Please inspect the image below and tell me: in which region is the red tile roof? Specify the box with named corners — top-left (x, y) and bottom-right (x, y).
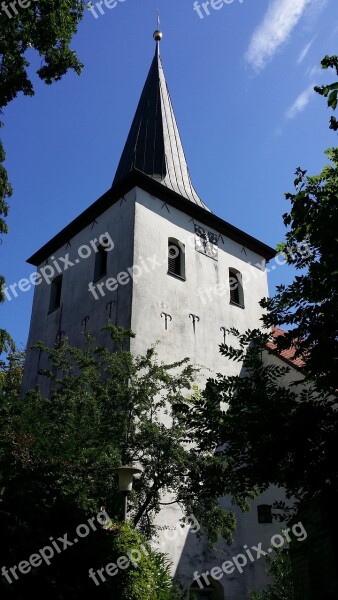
top-left (266, 327), bottom-right (304, 369)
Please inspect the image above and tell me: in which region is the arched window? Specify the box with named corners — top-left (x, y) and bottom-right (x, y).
top-left (168, 238), bottom-right (185, 279)
top-left (189, 577), bottom-right (224, 599)
top-left (94, 244), bottom-right (108, 281)
top-left (229, 268), bottom-right (244, 308)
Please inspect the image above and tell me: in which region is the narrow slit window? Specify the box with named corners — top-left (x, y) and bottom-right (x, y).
top-left (49, 276), bottom-right (62, 313)
top-left (168, 238), bottom-right (185, 279)
top-left (94, 245), bottom-right (108, 281)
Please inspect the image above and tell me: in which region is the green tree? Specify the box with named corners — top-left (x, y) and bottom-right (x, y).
top-left (0, 132), bottom-right (13, 350)
top-left (0, 346), bottom-right (25, 401)
top-left (314, 55), bottom-right (338, 131)
top-left (0, 0), bottom-right (84, 109)
top-left (183, 328), bottom-right (337, 509)
top-left (19, 325), bottom-right (235, 541)
top-left (96, 521), bottom-right (185, 600)
top-left (261, 147), bottom-right (338, 396)
top-left (252, 549), bottom-right (294, 600)
top-left (260, 55), bottom-right (338, 395)
top-left (0, 325), bottom-right (235, 597)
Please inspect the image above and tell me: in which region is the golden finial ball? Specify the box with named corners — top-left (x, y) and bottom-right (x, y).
top-left (153, 30), bottom-right (163, 42)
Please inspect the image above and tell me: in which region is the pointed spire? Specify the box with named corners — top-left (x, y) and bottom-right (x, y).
top-left (112, 31), bottom-right (209, 211)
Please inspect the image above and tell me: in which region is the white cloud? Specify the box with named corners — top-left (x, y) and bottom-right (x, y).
top-left (285, 85), bottom-right (314, 119)
top-left (297, 37), bottom-right (315, 64)
top-left (245, 0), bottom-right (314, 72)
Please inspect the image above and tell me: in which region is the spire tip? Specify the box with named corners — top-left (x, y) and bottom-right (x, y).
top-left (153, 30), bottom-right (162, 42)
top-left (153, 10), bottom-right (162, 42)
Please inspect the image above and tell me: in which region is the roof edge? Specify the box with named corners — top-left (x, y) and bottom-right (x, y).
top-left (266, 327), bottom-right (305, 371)
top-left (27, 171), bottom-right (276, 266)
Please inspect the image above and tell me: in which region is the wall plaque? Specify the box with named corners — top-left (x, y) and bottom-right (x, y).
top-left (194, 224), bottom-right (218, 260)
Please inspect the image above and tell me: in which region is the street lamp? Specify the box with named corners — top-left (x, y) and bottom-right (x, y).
top-left (115, 465), bottom-right (142, 521)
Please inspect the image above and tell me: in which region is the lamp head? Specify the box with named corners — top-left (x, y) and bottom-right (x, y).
top-left (116, 465), bottom-right (142, 492)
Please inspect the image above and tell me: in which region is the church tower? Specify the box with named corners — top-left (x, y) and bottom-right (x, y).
top-left (23, 31), bottom-right (282, 599)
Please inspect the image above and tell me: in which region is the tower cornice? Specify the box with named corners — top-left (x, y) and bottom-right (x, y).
top-left (27, 170), bottom-right (275, 266)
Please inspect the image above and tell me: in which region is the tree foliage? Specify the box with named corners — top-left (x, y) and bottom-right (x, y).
top-left (252, 549), bottom-right (294, 600)
top-left (314, 55), bottom-right (338, 131)
top-left (260, 55), bottom-right (338, 395)
top-left (0, 328), bottom-right (191, 597)
top-left (99, 522), bottom-right (185, 600)
top-left (0, 325), bottom-right (237, 596)
top-left (261, 147), bottom-right (338, 395)
top-left (0, 0), bottom-right (84, 110)
top-left (0, 346), bottom-right (24, 398)
top-left (20, 325), bottom-right (235, 541)
top-left (0, 127), bottom-right (13, 347)
top-left (184, 328), bottom-right (337, 509)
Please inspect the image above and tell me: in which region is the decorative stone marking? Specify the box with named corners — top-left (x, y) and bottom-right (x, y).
top-left (81, 316), bottom-right (90, 332)
top-left (189, 313), bottom-right (200, 333)
top-left (161, 312), bottom-right (172, 330)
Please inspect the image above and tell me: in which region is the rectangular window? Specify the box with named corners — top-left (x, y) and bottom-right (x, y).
top-left (257, 504), bottom-right (272, 524)
top-left (49, 276), bottom-right (62, 313)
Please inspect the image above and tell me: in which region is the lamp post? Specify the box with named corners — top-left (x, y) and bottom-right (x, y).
top-left (115, 465), bottom-right (142, 521)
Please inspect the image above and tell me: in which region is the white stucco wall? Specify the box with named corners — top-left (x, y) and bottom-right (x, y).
top-left (22, 189), bottom-right (136, 394)
top-left (130, 187), bottom-right (269, 379)
top-left (128, 188), bottom-right (293, 598)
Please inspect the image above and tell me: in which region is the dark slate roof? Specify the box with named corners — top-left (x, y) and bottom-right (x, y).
top-left (112, 42), bottom-right (209, 211)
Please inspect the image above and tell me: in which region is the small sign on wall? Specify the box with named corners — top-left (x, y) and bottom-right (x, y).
top-left (194, 224), bottom-right (218, 260)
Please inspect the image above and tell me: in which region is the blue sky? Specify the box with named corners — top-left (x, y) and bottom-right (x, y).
top-left (1, 0), bottom-right (337, 348)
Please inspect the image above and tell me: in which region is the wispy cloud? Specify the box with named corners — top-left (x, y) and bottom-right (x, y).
top-left (285, 85), bottom-right (314, 119)
top-left (245, 0), bottom-right (314, 72)
top-left (305, 64), bottom-right (321, 79)
top-left (297, 37), bottom-right (315, 64)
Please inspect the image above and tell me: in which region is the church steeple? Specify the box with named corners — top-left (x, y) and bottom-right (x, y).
top-left (112, 31), bottom-right (210, 211)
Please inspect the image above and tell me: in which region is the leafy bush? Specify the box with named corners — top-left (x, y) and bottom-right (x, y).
top-left (97, 521), bottom-right (184, 600)
top-left (252, 549), bottom-right (294, 600)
